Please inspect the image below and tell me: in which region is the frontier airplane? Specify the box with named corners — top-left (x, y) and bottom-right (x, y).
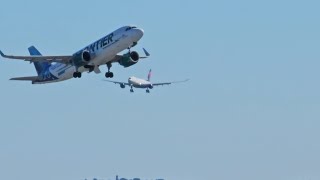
top-left (105, 69), bottom-right (188, 93)
top-left (0, 25), bottom-right (149, 84)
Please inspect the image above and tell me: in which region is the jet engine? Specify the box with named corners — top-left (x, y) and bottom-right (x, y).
top-left (120, 83), bottom-right (126, 88)
top-left (72, 50), bottom-right (91, 66)
top-left (118, 51), bottom-right (139, 68)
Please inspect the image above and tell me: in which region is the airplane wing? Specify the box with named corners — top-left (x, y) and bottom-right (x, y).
top-left (104, 80), bottom-right (130, 86)
top-left (152, 79), bottom-right (189, 86)
top-left (110, 48), bottom-right (150, 63)
top-left (0, 50), bottom-right (73, 64)
top-left (141, 48), bottom-right (150, 58)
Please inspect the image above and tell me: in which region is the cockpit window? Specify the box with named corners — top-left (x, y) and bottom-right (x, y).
top-left (125, 26), bottom-right (137, 31)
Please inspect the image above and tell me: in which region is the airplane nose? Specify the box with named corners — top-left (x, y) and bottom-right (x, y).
top-left (133, 28), bottom-right (144, 39)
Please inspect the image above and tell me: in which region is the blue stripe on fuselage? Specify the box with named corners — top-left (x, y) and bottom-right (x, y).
top-left (34, 71), bottom-right (59, 83)
top-left (58, 65), bottom-right (72, 76)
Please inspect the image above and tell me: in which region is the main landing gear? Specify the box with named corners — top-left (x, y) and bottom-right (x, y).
top-left (73, 72), bottom-right (82, 78)
top-left (105, 62), bottom-right (114, 78)
top-left (130, 86), bottom-right (134, 93)
top-left (146, 89), bottom-right (150, 93)
top-left (105, 72), bottom-right (113, 78)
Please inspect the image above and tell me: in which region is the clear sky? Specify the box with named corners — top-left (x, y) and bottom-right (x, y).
top-left (1, 0), bottom-right (320, 180)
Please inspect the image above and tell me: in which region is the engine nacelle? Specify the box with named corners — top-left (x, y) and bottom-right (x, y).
top-left (118, 51), bottom-right (139, 68)
top-left (149, 84), bottom-right (154, 89)
top-left (120, 83), bottom-right (126, 89)
top-left (72, 50), bottom-right (91, 66)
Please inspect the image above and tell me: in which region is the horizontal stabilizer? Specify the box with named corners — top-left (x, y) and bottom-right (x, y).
top-left (10, 76), bottom-right (39, 81)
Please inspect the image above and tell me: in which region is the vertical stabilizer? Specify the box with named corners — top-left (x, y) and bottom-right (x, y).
top-left (28, 46), bottom-right (51, 75)
top-left (147, 69), bottom-right (152, 81)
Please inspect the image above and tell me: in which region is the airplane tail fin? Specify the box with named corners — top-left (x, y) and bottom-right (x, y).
top-left (147, 69), bottom-right (152, 81)
top-left (28, 46), bottom-right (51, 75)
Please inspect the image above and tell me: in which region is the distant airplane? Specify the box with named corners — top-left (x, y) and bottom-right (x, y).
top-left (104, 69), bottom-right (188, 93)
top-left (0, 25), bottom-right (150, 84)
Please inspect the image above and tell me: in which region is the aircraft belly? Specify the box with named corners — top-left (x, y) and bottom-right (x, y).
top-left (132, 83), bottom-right (148, 88)
top-left (133, 85), bottom-right (144, 88)
top-left (43, 65), bottom-right (84, 83)
top-left (92, 35), bottom-right (134, 65)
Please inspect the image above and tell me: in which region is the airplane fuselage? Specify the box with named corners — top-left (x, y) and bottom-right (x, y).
top-left (128, 76), bottom-right (152, 88)
top-left (33, 26), bottom-right (144, 84)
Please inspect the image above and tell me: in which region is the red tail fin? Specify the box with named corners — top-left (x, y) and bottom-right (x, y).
top-left (147, 69), bottom-right (152, 81)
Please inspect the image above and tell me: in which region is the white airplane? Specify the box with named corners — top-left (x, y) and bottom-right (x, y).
top-left (105, 69), bottom-right (188, 93)
top-left (0, 25), bottom-right (150, 84)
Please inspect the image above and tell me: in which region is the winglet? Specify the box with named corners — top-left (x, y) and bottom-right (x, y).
top-left (0, 50), bottom-right (4, 57)
top-left (143, 48), bottom-right (150, 57)
top-left (147, 69), bottom-right (152, 81)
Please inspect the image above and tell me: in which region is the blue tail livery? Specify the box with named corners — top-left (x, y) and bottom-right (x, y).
top-left (28, 46), bottom-right (51, 75)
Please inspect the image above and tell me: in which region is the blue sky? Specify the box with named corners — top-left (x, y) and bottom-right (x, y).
top-left (1, 0), bottom-right (320, 180)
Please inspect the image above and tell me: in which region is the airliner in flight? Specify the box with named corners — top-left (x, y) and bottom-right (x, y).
top-left (105, 69), bottom-right (188, 93)
top-left (0, 25), bottom-right (149, 84)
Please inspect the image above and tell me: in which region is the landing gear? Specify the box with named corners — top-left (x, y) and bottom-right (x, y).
top-left (127, 42), bottom-right (137, 53)
top-left (146, 89), bottom-right (150, 93)
top-left (130, 86), bottom-right (134, 93)
top-left (105, 72), bottom-right (114, 78)
top-left (84, 65), bottom-right (94, 72)
top-left (73, 72), bottom-right (82, 78)
top-left (105, 62), bottom-right (113, 78)
top-left (132, 42), bottom-right (137, 47)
